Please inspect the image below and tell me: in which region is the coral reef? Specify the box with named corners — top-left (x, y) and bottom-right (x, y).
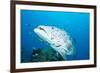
top-left (31, 48), bottom-right (64, 62)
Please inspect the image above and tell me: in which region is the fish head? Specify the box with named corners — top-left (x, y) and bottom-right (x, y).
top-left (34, 25), bottom-right (53, 42)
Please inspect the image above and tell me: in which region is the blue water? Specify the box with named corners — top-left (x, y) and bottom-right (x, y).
top-left (21, 9), bottom-right (90, 62)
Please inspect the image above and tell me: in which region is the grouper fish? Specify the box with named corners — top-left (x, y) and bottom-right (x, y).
top-left (34, 25), bottom-right (75, 60)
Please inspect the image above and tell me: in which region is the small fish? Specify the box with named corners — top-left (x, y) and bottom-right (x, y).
top-left (26, 24), bottom-right (31, 27)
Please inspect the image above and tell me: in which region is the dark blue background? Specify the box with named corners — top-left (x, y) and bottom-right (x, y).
top-left (21, 10), bottom-right (90, 62)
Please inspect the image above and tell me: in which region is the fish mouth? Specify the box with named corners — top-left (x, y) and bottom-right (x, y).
top-left (38, 26), bottom-right (44, 30)
top-left (34, 26), bottom-right (46, 33)
top-left (34, 26), bottom-right (44, 33)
